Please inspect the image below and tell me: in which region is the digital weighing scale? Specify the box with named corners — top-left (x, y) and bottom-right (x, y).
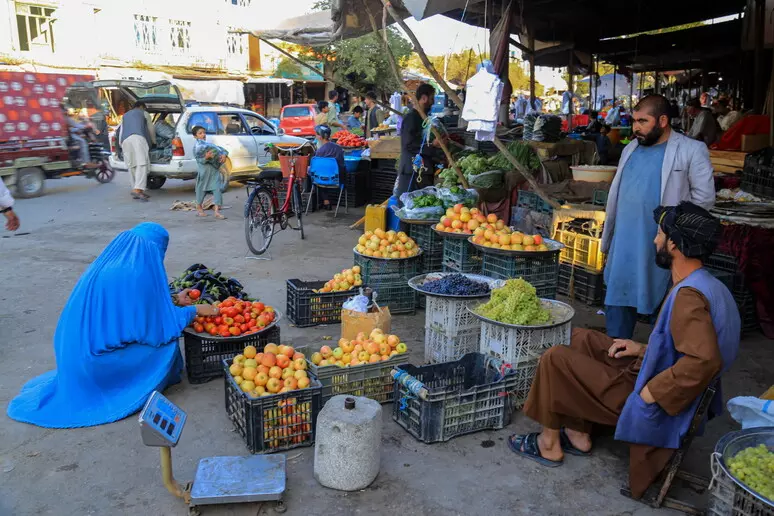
top-left (138, 391), bottom-right (287, 515)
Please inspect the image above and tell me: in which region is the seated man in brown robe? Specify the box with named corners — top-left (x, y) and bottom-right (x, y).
top-left (508, 201), bottom-right (741, 499)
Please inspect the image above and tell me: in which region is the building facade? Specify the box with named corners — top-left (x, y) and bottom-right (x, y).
top-left (0, 0), bottom-right (260, 73)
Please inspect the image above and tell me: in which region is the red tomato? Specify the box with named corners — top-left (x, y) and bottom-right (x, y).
top-left (218, 324), bottom-right (229, 334)
top-left (229, 326), bottom-right (241, 336)
top-left (264, 306), bottom-right (275, 314)
top-left (193, 323), bottom-right (204, 333)
top-left (194, 316), bottom-right (204, 324)
top-left (247, 319), bottom-right (257, 328)
top-left (254, 302), bottom-right (265, 312)
top-left (189, 289), bottom-right (201, 300)
top-left (221, 299), bottom-right (234, 308)
top-left (250, 311), bottom-right (258, 319)
top-left (234, 314), bottom-right (245, 324)
top-left (258, 314), bottom-right (270, 327)
top-left (240, 323), bottom-right (248, 332)
top-left (208, 326), bottom-right (218, 336)
top-left (263, 311), bottom-right (275, 323)
top-left (223, 317), bottom-right (234, 326)
top-left (214, 316), bottom-right (223, 325)
top-left (234, 302), bottom-right (244, 312)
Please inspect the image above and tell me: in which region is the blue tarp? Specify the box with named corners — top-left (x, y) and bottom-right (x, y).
top-left (7, 222), bottom-right (196, 428)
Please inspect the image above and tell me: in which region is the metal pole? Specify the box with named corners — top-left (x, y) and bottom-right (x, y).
top-left (755, 0), bottom-right (765, 112)
top-left (630, 71), bottom-right (634, 111)
top-left (612, 68), bottom-right (617, 106)
top-left (568, 50), bottom-right (575, 130)
top-left (529, 34), bottom-right (536, 110)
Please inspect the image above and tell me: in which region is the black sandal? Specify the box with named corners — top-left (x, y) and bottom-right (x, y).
top-left (507, 433), bottom-right (563, 467)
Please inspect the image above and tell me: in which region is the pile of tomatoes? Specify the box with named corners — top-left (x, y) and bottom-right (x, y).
top-left (333, 131), bottom-right (367, 148)
top-left (190, 297), bottom-right (276, 338)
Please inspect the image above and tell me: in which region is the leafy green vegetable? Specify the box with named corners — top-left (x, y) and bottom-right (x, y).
top-left (475, 278), bottom-right (550, 325)
top-left (412, 194), bottom-right (443, 208)
top-left (488, 141), bottom-right (541, 172)
top-left (458, 154), bottom-right (489, 177)
top-left (438, 167), bottom-right (462, 187)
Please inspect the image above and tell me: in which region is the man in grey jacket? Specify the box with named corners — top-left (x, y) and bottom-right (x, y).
top-left (601, 94), bottom-right (715, 339)
top-left (119, 101), bottom-right (156, 201)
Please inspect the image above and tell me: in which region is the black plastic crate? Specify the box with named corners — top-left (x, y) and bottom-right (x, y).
top-left (480, 250), bottom-right (559, 299)
top-left (372, 280), bottom-right (418, 314)
top-left (308, 354), bottom-right (408, 404)
top-left (392, 353), bottom-right (519, 443)
top-left (517, 190), bottom-right (554, 216)
top-left (370, 158), bottom-right (397, 171)
top-left (741, 149), bottom-right (774, 199)
top-left (223, 360), bottom-right (322, 454)
top-left (557, 264), bottom-right (605, 306)
top-left (354, 252), bottom-right (420, 314)
top-left (442, 236), bottom-right (482, 273)
top-left (183, 325), bottom-right (280, 384)
top-left (286, 279), bottom-right (355, 327)
top-left (409, 224), bottom-right (444, 274)
top-left (344, 161), bottom-right (370, 207)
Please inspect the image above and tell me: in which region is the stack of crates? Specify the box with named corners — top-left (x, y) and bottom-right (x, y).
top-left (370, 158), bottom-right (398, 203)
top-left (408, 223), bottom-right (443, 309)
top-left (741, 148), bottom-right (774, 199)
top-left (480, 249), bottom-right (559, 299)
top-left (423, 295), bottom-right (483, 364)
top-left (516, 190), bottom-right (555, 217)
top-left (344, 159), bottom-right (370, 207)
top-left (354, 252), bottom-right (420, 315)
top-left (442, 235), bottom-right (482, 274)
top-left (704, 252), bottom-right (759, 333)
top-left (553, 218), bottom-right (605, 304)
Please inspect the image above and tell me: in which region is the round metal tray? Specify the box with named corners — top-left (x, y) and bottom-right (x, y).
top-left (467, 299), bottom-right (575, 330)
top-left (714, 427), bottom-right (774, 508)
top-left (408, 272), bottom-right (505, 298)
top-left (353, 247), bottom-right (423, 261)
top-left (184, 309), bottom-right (282, 340)
top-left (468, 236), bottom-right (564, 256)
top-left (433, 228), bottom-right (474, 239)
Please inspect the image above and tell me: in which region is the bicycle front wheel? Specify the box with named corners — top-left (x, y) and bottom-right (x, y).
top-left (291, 181), bottom-right (305, 240)
top-left (244, 188), bottom-right (275, 255)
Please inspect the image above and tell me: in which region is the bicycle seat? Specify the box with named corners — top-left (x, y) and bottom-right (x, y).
top-left (257, 169), bottom-right (283, 181)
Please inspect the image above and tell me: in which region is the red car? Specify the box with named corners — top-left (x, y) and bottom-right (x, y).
top-left (279, 104), bottom-right (318, 138)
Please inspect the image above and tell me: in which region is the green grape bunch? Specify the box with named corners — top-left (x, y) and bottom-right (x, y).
top-left (727, 444), bottom-right (774, 501)
top-left (475, 278), bottom-right (550, 325)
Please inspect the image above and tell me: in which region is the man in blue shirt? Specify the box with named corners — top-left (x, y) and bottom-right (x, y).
top-left (347, 106), bottom-right (363, 133)
top-left (601, 94), bottom-right (715, 339)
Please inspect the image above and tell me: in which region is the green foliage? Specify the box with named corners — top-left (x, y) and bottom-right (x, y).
top-left (475, 279), bottom-right (550, 325)
top-left (488, 141), bottom-right (540, 172)
top-left (509, 62), bottom-right (545, 96)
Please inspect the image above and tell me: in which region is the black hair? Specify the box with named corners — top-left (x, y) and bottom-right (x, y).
top-left (365, 91), bottom-right (377, 101)
top-left (633, 94), bottom-right (671, 120)
top-left (416, 83), bottom-right (435, 101)
top-left (315, 124), bottom-right (331, 139)
top-left (317, 100), bottom-right (328, 112)
top-left (589, 110), bottom-right (598, 119)
top-left (353, 106), bottom-right (364, 114)
top-left (134, 101), bottom-right (147, 110)
top-left (328, 90), bottom-right (338, 100)
top-left (191, 125), bottom-right (206, 135)
top-left (686, 98), bottom-right (702, 109)
top-left (600, 124), bottom-right (611, 133)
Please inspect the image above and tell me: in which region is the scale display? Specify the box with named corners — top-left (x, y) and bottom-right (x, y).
top-left (138, 391), bottom-right (187, 447)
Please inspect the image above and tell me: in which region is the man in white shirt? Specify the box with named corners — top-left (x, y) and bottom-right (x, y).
top-left (0, 179), bottom-right (20, 231)
top-left (686, 98), bottom-right (718, 146)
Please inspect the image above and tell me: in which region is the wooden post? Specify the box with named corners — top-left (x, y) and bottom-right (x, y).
top-left (380, 0), bottom-right (559, 209)
top-left (654, 70), bottom-right (659, 95)
top-left (612, 67), bottom-right (617, 105)
top-left (568, 51), bottom-right (574, 131)
top-left (629, 70), bottom-right (634, 111)
top-left (755, 0), bottom-right (765, 112)
top-left (529, 34), bottom-right (536, 110)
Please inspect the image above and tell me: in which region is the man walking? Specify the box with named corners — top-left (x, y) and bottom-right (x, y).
top-left (363, 91), bottom-right (384, 138)
top-left (119, 101), bottom-right (156, 201)
top-left (0, 179), bottom-right (19, 231)
top-left (602, 94), bottom-right (714, 339)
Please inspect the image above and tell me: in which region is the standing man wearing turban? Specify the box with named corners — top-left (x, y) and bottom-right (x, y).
top-left (508, 202), bottom-right (740, 500)
top-left (602, 94), bottom-right (715, 340)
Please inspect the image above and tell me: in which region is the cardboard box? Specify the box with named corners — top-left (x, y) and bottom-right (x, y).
top-left (341, 306), bottom-right (391, 341)
top-left (741, 134), bottom-right (770, 153)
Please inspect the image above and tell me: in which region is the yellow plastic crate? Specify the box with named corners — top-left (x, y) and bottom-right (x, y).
top-left (553, 229), bottom-right (605, 272)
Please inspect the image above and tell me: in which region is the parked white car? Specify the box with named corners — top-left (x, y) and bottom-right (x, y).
top-left (100, 80), bottom-right (307, 190)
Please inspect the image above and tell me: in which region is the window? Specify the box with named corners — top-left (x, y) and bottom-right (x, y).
top-left (169, 19), bottom-right (191, 55)
top-left (16, 4), bottom-right (56, 52)
top-left (187, 112), bottom-right (219, 134)
top-left (134, 14), bottom-right (159, 53)
top-left (226, 0), bottom-right (251, 5)
top-left (226, 30), bottom-right (246, 59)
top-left (281, 107), bottom-right (312, 118)
top-left (243, 114), bottom-right (273, 135)
top-left (219, 114), bottom-right (247, 135)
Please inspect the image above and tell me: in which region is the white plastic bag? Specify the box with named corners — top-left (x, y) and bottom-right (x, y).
top-left (727, 396), bottom-right (774, 429)
top-left (342, 294), bottom-right (370, 313)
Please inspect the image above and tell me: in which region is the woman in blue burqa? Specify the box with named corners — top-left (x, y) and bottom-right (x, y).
top-left (7, 222), bottom-right (218, 428)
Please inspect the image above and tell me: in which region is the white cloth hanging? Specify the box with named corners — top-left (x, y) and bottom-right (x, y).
top-left (390, 92), bottom-right (402, 113)
top-left (462, 66), bottom-right (503, 142)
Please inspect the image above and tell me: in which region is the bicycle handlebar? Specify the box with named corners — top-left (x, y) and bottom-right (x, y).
top-left (264, 140), bottom-right (314, 154)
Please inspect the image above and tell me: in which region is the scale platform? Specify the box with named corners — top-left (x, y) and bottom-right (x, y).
top-left (190, 455), bottom-right (286, 506)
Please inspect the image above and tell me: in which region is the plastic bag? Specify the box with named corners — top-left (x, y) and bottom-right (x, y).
top-left (343, 294), bottom-right (370, 313)
top-left (727, 397), bottom-right (774, 429)
top-left (400, 186), bottom-right (440, 209)
top-left (437, 187), bottom-right (479, 208)
top-left (397, 186), bottom-right (444, 219)
top-left (468, 170), bottom-right (504, 189)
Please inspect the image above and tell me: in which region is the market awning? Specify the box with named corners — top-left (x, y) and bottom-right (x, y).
top-left (245, 77), bottom-right (294, 86)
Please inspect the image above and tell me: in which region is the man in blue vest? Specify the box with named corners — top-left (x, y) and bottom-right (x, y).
top-left (509, 201), bottom-right (740, 499)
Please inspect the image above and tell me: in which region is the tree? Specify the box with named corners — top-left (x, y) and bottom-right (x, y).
top-left (509, 62), bottom-right (544, 96)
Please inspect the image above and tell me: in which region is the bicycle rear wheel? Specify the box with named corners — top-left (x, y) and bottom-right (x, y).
top-left (244, 188), bottom-right (275, 255)
top-left (291, 181), bottom-right (305, 240)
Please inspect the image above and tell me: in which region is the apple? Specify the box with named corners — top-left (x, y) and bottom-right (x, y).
top-left (332, 347), bottom-right (344, 359)
top-left (283, 377), bottom-right (298, 390)
top-left (396, 342), bottom-right (408, 353)
top-left (243, 358), bottom-right (257, 369)
top-left (229, 363), bottom-right (243, 376)
top-left (292, 352), bottom-right (305, 360)
top-left (269, 366), bottom-right (282, 379)
top-left (294, 369), bottom-right (307, 380)
top-left (319, 359), bottom-right (329, 366)
top-left (320, 345), bottom-right (333, 358)
top-left (311, 352), bottom-right (322, 365)
top-left (297, 377), bottom-right (310, 389)
top-left (276, 354), bottom-right (290, 369)
top-left (266, 377), bottom-right (281, 393)
top-left (255, 385), bottom-right (266, 396)
top-left (358, 351), bottom-right (370, 362)
top-left (291, 358), bottom-right (306, 371)
top-left (240, 380), bottom-right (255, 392)
top-left (387, 335), bottom-right (400, 348)
top-left (233, 354), bottom-right (245, 365)
top-left (233, 375), bottom-right (244, 385)
top-left (342, 353), bottom-right (352, 364)
top-left (255, 372), bottom-right (269, 386)
top-left (281, 367), bottom-right (295, 380)
top-left (379, 343), bottom-right (390, 356)
top-left (264, 343), bottom-right (279, 355)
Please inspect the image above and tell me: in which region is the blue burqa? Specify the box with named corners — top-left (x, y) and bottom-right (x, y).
top-left (7, 222), bottom-right (197, 428)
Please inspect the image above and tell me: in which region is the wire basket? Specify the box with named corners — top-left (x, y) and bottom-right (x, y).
top-left (392, 353), bottom-right (519, 443)
top-left (307, 354), bottom-right (409, 404)
top-left (222, 360), bottom-right (322, 454)
top-left (707, 427), bottom-right (774, 516)
top-left (470, 299), bottom-right (574, 365)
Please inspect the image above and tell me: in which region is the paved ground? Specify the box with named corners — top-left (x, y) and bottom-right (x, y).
top-left (1, 173), bottom-right (771, 516)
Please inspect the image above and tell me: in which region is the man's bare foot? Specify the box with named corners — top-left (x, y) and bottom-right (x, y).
top-left (563, 428), bottom-right (592, 453)
top-left (536, 432), bottom-right (564, 462)
top-left (214, 212), bottom-right (226, 220)
top-left (197, 210), bottom-right (208, 217)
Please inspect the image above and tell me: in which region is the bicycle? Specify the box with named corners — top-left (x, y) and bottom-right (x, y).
top-left (243, 141), bottom-right (313, 255)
